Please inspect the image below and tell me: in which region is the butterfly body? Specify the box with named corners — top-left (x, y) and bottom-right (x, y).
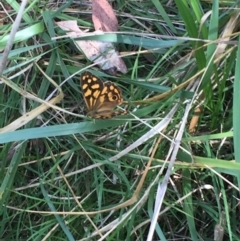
top-left (81, 72), bottom-right (127, 119)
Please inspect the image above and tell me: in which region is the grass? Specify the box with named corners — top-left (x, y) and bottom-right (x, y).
top-left (0, 0), bottom-right (240, 240)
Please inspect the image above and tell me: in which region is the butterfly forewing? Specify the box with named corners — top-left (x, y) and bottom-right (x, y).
top-left (81, 72), bottom-right (127, 119)
top-left (81, 72), bottom-right (104, 111)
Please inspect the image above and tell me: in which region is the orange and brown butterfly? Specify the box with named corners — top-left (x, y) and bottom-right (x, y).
top-left (81, 71), bottom-right (127, 119)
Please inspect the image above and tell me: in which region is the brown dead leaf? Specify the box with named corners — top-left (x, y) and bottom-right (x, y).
top-left (92, 0), bottom-right (118, 32)
top-left (189, 106), bottom-right (202, 133)
top-left (56, 20), bottom-right (127, 74)
top-left (215, 11), bottom-right (240, 60)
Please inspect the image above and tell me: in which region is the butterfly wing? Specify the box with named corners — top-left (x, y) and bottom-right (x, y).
top-left (81, 72), bottom-right (126, 118)
top-left (81, 72), bottom-right (104, 112)
top-left (92, 81), bottom-right (125, 118)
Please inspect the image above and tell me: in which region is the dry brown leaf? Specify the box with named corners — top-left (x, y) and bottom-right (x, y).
top-left (92, 0), bottom-right (118, 32)
top-left (56, 20), bottom-right (127, 74)
top-left (189, 106), bottom-right (201, 133)
top-left (215, 11), bottom-right (240, 60)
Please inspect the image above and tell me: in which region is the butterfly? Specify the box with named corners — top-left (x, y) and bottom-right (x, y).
top-left (81, 72), bottom-right (127, 119)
